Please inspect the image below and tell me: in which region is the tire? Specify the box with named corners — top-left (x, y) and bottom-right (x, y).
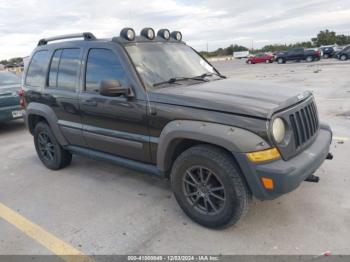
top-left (340, 55), bottom-right (348, 61)
top-left (34, 122), bottom-right (72, 170)
top-left (265, 60), bottom-right (270, 64)
top-left (324, 54), bottom-right (329, 59)
top-left (306, 56), bottom-right (313, 62)
top-left (171, 145), bottom-right (250, 229)
top-left (247, 60), bottom-right (252, 64)
top-left (277, 58), bottom-right (284, 64)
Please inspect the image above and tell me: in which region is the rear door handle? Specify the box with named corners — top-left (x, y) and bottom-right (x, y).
top-left (82, 100), bottom-right (97, 106)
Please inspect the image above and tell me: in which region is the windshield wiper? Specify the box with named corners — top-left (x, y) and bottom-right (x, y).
top-left (152, 72), bottom-right (226, 87)
top-left (153, 76), bottom-right (207, 87)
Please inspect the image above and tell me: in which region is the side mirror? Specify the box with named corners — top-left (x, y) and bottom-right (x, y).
top-left (99, 80), bottom-right (132, 97)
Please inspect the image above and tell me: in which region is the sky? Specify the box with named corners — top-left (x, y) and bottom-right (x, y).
top-left (0, 0), bottom-right (350, 59)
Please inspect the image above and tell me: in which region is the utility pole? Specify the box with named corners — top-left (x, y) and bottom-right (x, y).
top-left (206, 42), bottom-right (209, 53)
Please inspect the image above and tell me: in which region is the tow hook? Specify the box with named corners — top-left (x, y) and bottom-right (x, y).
top-left (305, 174), bottom-right (320, 183)
top-left (326, 152), bottom-right (333, 160)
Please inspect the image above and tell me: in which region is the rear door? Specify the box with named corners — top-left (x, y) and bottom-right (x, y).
top-left (79, 43), bottom-right (151, 162)
top-left (44, 47), bottom-right (86, 146)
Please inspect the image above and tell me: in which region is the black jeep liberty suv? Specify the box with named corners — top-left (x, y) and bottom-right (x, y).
top-left (22, 28), bottom-right (333, 228)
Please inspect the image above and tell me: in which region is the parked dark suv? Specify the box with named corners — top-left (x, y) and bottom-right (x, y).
top-left (23, 28), bottom-right (333, 228)
top-left (337, 45), bottom-right (350, 61)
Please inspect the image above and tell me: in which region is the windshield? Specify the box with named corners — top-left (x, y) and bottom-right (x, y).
top-left (126, 43), bottom-right (216, 89)
top-left (0, 71), bottom-right (20, 86)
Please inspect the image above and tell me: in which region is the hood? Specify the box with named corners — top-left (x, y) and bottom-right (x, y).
top-left (149, 78), bottom-right (312, 119)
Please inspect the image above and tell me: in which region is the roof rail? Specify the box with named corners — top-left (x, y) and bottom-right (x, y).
top-left (37, 32), bottom-right (96, 46)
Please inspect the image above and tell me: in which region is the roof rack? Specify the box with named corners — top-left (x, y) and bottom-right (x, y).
top-left (37, 32), bottom-right (96, 46)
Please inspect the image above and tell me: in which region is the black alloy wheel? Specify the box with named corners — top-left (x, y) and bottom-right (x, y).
top-left (37, 131), bottom-right (56, 162)
top-left (34, 122), bottom-right (72, 170)
top-left (183, 166), bottom-right (226, 215)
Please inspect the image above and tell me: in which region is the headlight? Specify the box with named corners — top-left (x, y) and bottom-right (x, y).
top-left (272, 118), bottom-right (285, 143)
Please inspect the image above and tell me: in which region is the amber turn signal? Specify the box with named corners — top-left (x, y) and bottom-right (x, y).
top-left (261, 177), bottom-right (274, 190)
top-left (246, 147), bottom-right (281, 163)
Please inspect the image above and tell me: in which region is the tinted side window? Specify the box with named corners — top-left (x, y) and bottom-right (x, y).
top-left (25, 50), bottom-right (49, 87)
top-left (48, 49), bottom-right (62, 88)
top-left (56, 49), bottom-right (80, 90)
top-left (85, 49), bottom-right (126, 93)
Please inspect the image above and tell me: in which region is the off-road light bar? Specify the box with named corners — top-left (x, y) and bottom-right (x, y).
top-left (120, 28), bottom-right (135, 41)
top-left (140, 28), bottom-right (155, 40)
top-left (171, 31), bottom-right (182, 41)
top-left (157, 29), bottom-right (170, 40)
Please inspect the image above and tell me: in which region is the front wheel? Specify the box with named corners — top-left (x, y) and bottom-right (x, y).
top-left (340, 55), bottom-right (348, 61)
top-left (171, 145), bottom-right (250, 228)
top-left (34, 122), bottom-right (72, 170)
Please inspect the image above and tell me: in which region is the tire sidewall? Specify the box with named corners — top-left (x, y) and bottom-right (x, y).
top-left (34, 123), bottom-right (63, 170)
top-left (171, 151), bottom-right (244, 228)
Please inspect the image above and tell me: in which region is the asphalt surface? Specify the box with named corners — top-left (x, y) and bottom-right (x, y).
top-left (0, 59), bottom-right (349, 256)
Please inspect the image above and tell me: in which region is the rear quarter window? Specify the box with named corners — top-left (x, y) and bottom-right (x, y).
top-left (25, 50), bottom-right (50, 87)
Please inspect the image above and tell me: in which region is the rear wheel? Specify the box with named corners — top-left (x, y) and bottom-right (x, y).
top-left (247, 60), bottom-right (252, 64)
top-left (171, 145), bottom-right (250, 228)
top-left (306, 56), bottom-right (313, 62)
top-left (277, 58), bottom-right (284, 64)
top-left (34, 122), bottom-right (72, 170)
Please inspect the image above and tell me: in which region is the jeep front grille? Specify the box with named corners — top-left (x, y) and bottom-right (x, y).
top-left (289, 100), bottom-right (319, 149)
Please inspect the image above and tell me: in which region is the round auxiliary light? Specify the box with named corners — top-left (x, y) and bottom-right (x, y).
top-left (157, 29), bottom-right (170, 40)
top-left (171, 31), bottom-right (182, 41)
top-left (120, 28), bottom-right (135, 41)
top-left (272, 118), bottom-right (286, 144)
top-left (140, 28), bottom-right (155, 40)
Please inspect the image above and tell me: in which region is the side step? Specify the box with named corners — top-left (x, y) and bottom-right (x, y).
top-left (65, 145), bottom-right (164, 177)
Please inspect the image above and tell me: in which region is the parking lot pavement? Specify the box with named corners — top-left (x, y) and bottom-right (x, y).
top-left (0, 59), bottom-right (349, 256)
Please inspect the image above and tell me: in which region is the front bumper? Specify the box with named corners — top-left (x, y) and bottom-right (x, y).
top-left (234, 127), bottom-right (332, 200)
top-left (0, 105), bottom-right (23, 122)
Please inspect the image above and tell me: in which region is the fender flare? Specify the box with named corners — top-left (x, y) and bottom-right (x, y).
top-left (25, 102), bottom-right (68, 145)
top-left (156, 120), bottom-right (270, 171)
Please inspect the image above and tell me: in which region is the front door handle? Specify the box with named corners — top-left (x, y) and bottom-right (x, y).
top-left (82, 100), bottom-right (97, 107)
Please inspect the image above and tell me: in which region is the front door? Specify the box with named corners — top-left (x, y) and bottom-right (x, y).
top-left (79, 46), bottom-right (151, 163)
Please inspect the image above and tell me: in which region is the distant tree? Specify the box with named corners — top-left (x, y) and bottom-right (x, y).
top-left (0, 57), bottom-right (23, 67)
top-left (199, 29), bottom-right (350, 57)
top-left (312, 29), bottom-right (338, 46)
top-left (200, 44), bottom-right (248, 57)
top-left (335, 34), bottom-right (350, 45)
